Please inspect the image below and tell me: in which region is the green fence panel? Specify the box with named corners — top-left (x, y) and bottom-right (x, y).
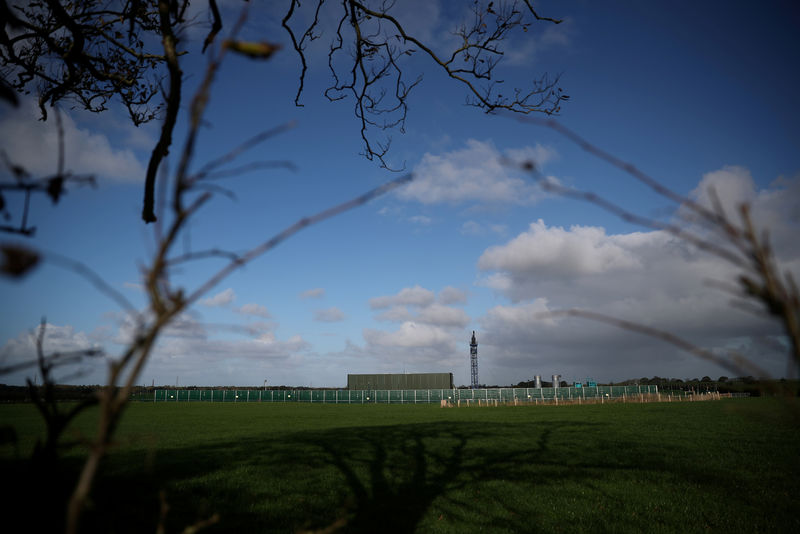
top-left (147, 385), bottom-right (661, 404)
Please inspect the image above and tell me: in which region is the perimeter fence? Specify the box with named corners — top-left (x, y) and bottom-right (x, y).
top-left (137, 385), bottom-right (661, 404)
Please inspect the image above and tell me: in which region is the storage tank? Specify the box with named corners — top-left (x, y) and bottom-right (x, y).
top-left (552, 374), bottom-right (561, 388)
top-left (534, 375), bottom-right (542, 389)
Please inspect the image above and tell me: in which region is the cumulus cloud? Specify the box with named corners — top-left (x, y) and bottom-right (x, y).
top-left (299, 288), bottom-right (325, 299)
top-left (201, 288), bottom-right (236, 307)
top-left (438, 286), bottom-right (468, 305)
top-left (473, 168), bottom-right (799, 382)
top-left (236, 303), bottom-right (271, 318)
top-left (397, 139), bottom-right (556, 205)
top-left (314, 307), bottom-right (346, 322)
top-left (0, 323), bottom-right (103, 384)
top-left (478, 219), bottom-right (643, 281)
top-left (154, 330), bottom-right (309, 362)
top-left (409, 215), bottom-right (433, 225)
top-left (0, 313), bottom-right (310, 388)
top-left (108, 311), bottom-right (207, 347)
top-left (357, 284), bottom-right (473, 375)
top-left (243, 321), bottom-right (277, 336)
top-left (369, 285), bottom-right (436, 309)
top-left (686, 166), bottom-right (800, 264)
top-left (370, 286), bottom-right (469, 328)
top-left (417, 303), bottom-right (470, 328)
top-left (99, 310), bottom-right (310, 386)
top-left (374, 306), bottom-right (415, 323)
top-left (363, 322), bottom-right (454, 348)
top-left (140, 327), bottom-right (311, 386)
top-left (0, 101), bottom-right (146, 183)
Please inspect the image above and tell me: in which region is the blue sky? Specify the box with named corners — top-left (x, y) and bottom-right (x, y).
top-left (1, 0), bottom-right (798, 387)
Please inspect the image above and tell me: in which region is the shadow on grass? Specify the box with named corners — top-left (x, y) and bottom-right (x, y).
top-left (4, 414), bottom-right (796, 533)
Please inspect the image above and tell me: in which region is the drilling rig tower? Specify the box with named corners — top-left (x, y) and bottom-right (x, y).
top-left (470, 331), bottom-right (479, 389)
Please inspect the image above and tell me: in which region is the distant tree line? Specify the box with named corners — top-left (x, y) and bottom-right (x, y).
top-left (0, 383), bottom-right (101, 402)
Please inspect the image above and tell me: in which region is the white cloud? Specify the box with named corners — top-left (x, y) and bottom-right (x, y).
top-left (357, 283), bottom-right (473, 376)
top-left (0, 101), bottom-right (146, 183)
top-left (0, 311), bottom-right (312, 387)
top-left (299, 288), bottom-right (325, 299)
top-left (314, 307), bottom-right (346, 322)
top-left (111, 311), bottom-right (208, 347)
top-left (375, 306), bottom-right (415, 323)
top-left (438, 286), bottom-right (468, 305)
top-left (363, 322), bottom-right (454, 348)
top-left (473, 168), bottom-right (800, 382)
top-left (461, 220), bottom-right (508, 236)
top-left (409, 215), bottom-right (433, 225)
top-left (417, 303), bottom-right (470, 328)
top-left (369, 285), bottom-right (436, 309)
top-left (236, 303), bottom-right (272, 318)
top-left (369, 286), bottom-right (470, 326)
top-left (478, 219), bottom-right (643, 281)
top-left (397, 140), bottom-right (556, 205)
top-left (689, 165), bottom-right (756, 211)
top-left (243, 321), bottom-right (277, 335)
top-left (201, 288), bottom-right (236, 307)
top-left (373, 301), bottom-right (468, 328)
top-left (141, 328), bottom-right (312, 387)
top-left (100, 310), bottom-right (310, 386)
top-left (0, 323), bottom-right (103, 384)
top-left (685, 166), bottom-right (800, 265)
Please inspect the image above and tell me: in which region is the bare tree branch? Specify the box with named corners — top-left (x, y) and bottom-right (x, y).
top-left (142, 0), bottom-right (185, 223)
top-left (282, 0), bottom-right (568, 169)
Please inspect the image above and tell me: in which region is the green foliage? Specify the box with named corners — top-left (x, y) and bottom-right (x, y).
top-left (2, 399), bottom-right (798, 533)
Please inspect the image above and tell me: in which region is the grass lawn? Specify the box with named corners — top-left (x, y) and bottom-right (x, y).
top-left (2, 398), bottom-right (798, 533)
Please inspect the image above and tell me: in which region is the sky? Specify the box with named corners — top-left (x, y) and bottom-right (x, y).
top-left (1, 0), bottom-right (799, 388)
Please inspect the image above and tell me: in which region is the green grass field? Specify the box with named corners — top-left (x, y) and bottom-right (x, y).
top-left (2, 399), bottom-right (798, 533)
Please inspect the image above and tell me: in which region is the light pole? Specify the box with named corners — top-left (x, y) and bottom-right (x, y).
top-left (263, 379), bottom-right (268, 391)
